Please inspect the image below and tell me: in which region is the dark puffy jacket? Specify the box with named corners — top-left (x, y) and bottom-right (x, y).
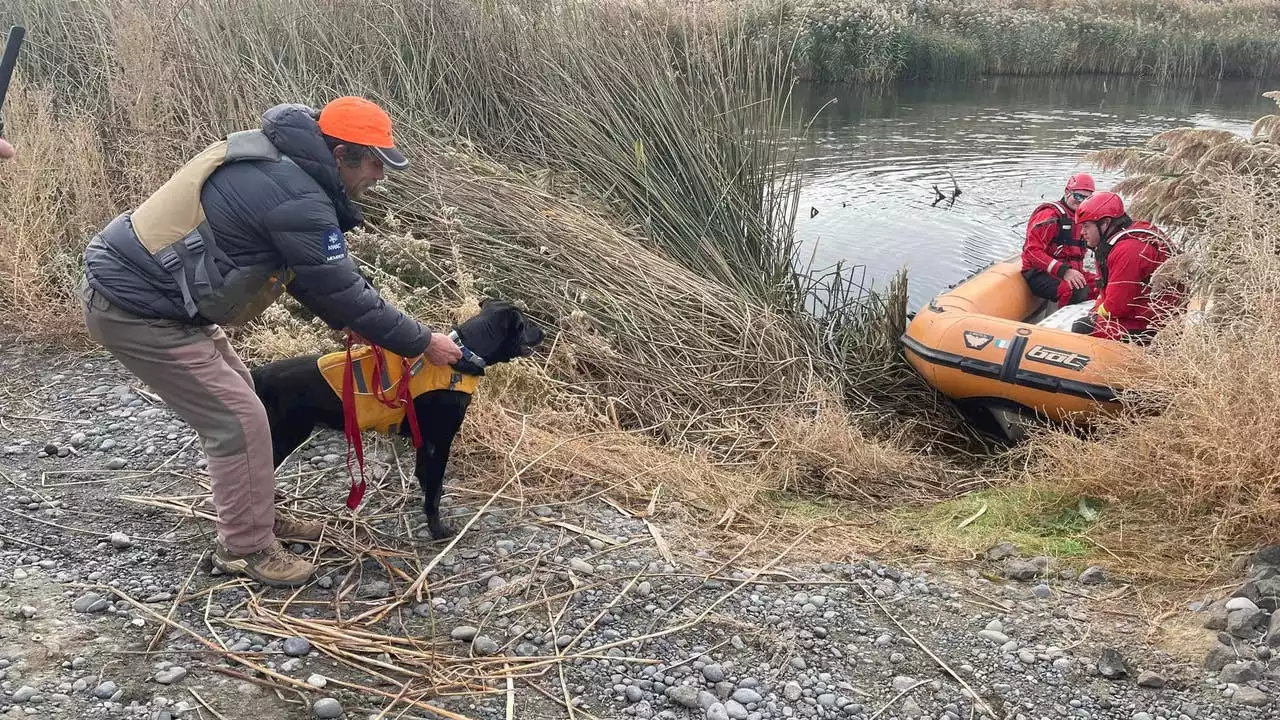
top-left (82, 103), bottom-right (431, 357)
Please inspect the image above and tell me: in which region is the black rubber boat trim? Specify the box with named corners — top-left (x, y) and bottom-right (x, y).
top-left (900, 334), bottom-right (1120, 403)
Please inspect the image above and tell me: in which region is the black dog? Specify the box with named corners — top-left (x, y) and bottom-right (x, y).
top-left (250, 299), bottom-right (544, 538)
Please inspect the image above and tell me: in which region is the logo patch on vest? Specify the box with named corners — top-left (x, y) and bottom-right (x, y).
top-left (324, 228), bottom-right (347, 262)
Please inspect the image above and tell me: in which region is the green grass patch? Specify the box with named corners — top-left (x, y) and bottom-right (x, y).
top-left (896, 485), bottom-right (1107, 559)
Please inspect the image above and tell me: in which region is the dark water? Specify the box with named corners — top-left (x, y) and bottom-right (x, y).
top-left (790, 76), bottom-right (1272, 311)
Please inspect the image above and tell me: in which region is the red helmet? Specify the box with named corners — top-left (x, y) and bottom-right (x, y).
top-left (1075, 191), bottom-right (1125, 224)
top-left (1065, 173), bottom-right (1095, 194)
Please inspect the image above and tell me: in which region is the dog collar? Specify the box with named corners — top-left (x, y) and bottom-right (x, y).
top-left (449, 330), bottom-right (487, 374)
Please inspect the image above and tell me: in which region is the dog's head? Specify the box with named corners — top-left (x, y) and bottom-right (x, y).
top-left (453, 298), bottom-right (545, 367)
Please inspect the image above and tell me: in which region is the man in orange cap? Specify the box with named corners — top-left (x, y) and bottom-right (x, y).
top-left (76, 96), bottom-right (461, 587)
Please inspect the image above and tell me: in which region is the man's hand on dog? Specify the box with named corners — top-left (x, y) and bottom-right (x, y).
top-left (343, 330), bottom-right (461, 366)
top-left (425, 332), bottom-right (462, 366)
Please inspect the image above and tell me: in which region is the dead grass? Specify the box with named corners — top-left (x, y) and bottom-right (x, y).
top-left (0, 85), bottom-right (114, 330)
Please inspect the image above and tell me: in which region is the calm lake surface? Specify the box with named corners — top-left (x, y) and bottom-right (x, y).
top-left (789, 76), bottom-right (1272, 311)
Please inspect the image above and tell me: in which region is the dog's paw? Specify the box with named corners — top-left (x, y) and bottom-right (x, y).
top-left (426, 517), bottom-right (455, 540)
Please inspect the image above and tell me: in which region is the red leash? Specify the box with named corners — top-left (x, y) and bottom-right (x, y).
top-left (340, 332), bottom-right (424, 510)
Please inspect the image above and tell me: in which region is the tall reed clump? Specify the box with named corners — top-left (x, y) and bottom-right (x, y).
top-left (1015, 90), bottom-right (1280, 575)
top-left (0, 85), bottom-right (115, 328)
top-left (0, 0), bottom-right (962, 515)
top-left (758, 0), bottom-right (1280, 84)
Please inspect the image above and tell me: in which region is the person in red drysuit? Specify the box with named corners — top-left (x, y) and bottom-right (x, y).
top-left (1070, 191), bottom-right (1184, 344)
top-left (1021, 172), bottom-right (1097, 306)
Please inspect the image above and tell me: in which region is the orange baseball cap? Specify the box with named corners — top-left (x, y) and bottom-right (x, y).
top-left (317, 96), bottom-right (409, 170)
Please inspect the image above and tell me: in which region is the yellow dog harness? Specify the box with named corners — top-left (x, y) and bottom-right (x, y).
top-left (317, 346), bottom-right (480, 436)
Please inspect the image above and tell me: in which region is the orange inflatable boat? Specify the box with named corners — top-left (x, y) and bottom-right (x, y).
top-left (901, 255), bottom-right (1146, 439)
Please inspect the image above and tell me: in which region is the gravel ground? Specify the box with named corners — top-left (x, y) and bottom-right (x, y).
top-left (0, 336), bottom-right (1276, 720)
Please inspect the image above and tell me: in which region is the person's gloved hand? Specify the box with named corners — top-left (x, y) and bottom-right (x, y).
top-left (0, 138), bottom-right (15, 160)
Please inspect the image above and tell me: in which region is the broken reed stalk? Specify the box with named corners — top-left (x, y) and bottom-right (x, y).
top-left (101, 585), bottom-right (477, 720)
top-left (148, 551), bottom-right (205, 652)
top-left (857, 582), bottom-right (997, 718)
top-left (869, 678), bottom-right (932, 720)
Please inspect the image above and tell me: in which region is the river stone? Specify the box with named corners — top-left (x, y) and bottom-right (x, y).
top-left (1136, 670), bottom-right (1165, 688)
top-left (707, 704), bottom-right (730, 720)
top-left (1227, 608), bottom-right (1268, 638)
top-left (1204, 601), bottom-right (1230, 630)
top-left (1252, 578), bottom-right (1280, 611)
top-left (978, 630), bottom-right (1009, 645)
top-left (358, 581), bottom-right (390, 598)
top-left (1003, 559), bottom-right (1039, 581)
top-left (283, 637), bottom-right (312, 657)
top-left (784, 681), bottom-right (802, 701)
top-left (1252, 545), bottom-right (1280, 571)
top-left (1079, 566), bottom-right (1107, 584)
top-left (625, 686), bottom-right (644, 703)
top-left (1220, 661), bottom-right (1263, 684)
top-left (1097, 648), bottom-right (1129, 679)
top-left (1231, 686), bottom-right (1270, 707)
top-left (731, 687), bottom-right (762, 705)
top-left (313, 698), bottom-right (343, 718)
top-left (892, 676), bottom-right (918, 692)
top-left (1226, 597), bottom-right (1259, 611)
top-left (12, 686), bottom-right (37, 703)
top-left (73, 593), bottom-right (109, 614)
top-left (472, 636), bottom-right (500, 656)
top-left (1266, 610), bottom-right (1280, 647)
top-left (93, 681), bottom-right (118, 699)
top-left (450, 625), bottom-right (479, 642)
top-left (723, 700), bottom-right (748, 720)
top-left (985, 542), bottom-right (1017, 561)
top-left (666, 685), bottom-right (700, 709)
top-left (701, 664), bottom-right (725, 683)
top-left (155, 667), bottom-right (187, 685)
top-left (1205, 642), bottom-right (1239, 670)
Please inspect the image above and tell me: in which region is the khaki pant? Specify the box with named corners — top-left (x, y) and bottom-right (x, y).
top-left (78, 278), bottom-right (277, 554)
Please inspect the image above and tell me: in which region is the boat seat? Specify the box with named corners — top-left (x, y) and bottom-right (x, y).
top-left (1036, 300), bottom-right (1094, 332)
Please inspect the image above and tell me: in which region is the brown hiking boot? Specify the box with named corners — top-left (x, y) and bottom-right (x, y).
top-left (273, 513), bottom-right (325, 541)
top-left (212, 542), bottom-right (315, 588)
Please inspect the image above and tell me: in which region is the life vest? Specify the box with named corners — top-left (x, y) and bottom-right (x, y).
top-left (1096, 225), bottom-right (1171, 293)
top-left (1029, 201), bottom-right (1086, 257)
top-left (317, 345), bottom-right (480, 435)
top-left (124, 129), bottom-right (295, 326)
